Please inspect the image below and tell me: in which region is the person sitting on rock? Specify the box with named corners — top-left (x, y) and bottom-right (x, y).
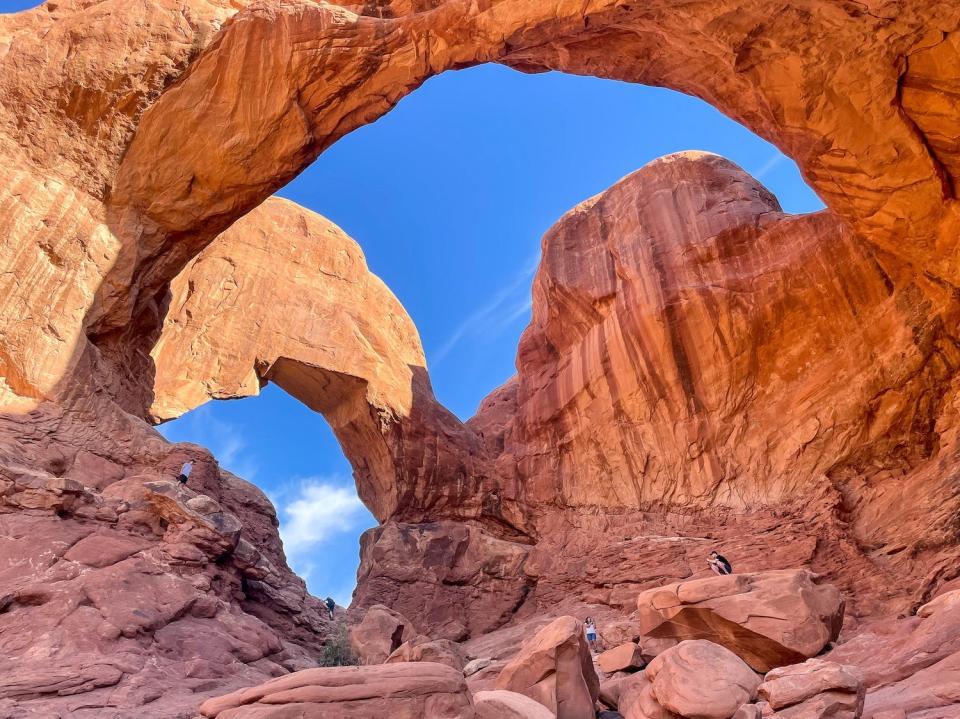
top-left (325, 596), bottom-right (336, 620)
top-left (708, 550), bottom-right (733, 575)
top-left (178, 460), bottom-right (193, 486)
top-left (584, 617), bottom-right (598, 651)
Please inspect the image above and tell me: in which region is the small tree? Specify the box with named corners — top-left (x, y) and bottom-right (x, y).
top-left (318, 622), bottom-right (359, 667)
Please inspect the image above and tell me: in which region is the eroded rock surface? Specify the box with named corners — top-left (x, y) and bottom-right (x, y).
top-left (635, 570), bottom-right (843, 672)
top-left (758, 660), bottom-right (863, 718)
top-left (198, 662), bottom-right (475, 718)
top-left (495, 616), bottom-right (600, 719)
top-left (2, 0), bottom-right (960, 716)
top-left (645, 640), bottom-right (760, 719)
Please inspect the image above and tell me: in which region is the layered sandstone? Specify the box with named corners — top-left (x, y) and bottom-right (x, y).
top-left (1, 0), bottom-right (960, 717)
top-left (635, 570), bottom-right (843, 672)
top-left (198, 662), bottom-right (475, 718)
top-left (149, 196), bottom-right (527, 532)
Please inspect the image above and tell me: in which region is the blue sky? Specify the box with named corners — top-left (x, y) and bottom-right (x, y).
top-left (6, 2), bottom-right (823, 606)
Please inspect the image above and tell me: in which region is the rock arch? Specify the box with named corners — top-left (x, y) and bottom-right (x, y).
top-left (149, 196), bottom-right (528, 534)
top-left (104, 0), bottom-right (960, 346)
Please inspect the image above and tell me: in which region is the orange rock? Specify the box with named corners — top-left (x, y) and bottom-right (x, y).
top-left (198, 662), bottom-right (474, 718)
top-left (4, 0), bottom-right (960, 715)
top-left (636, 570), bottom-right (843, 672)
top-left (349, 605), bottom-right (417, 665)
top-left (617, 673), bottom-right (677, 719)
top-left (646, 640), bottom-right (761, 719)
top-left (474, 690), bottom-right (557, 719)
top-left (495, 616), bottom-right (600, 719)
top-left (597, 643), bottom-right (646, 674)
top-left (387, 635), bottom-right (467, 671)
top-left (758, 660), bottom-right (862, 712)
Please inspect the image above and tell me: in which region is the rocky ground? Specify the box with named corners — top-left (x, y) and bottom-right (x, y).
top-left (2, 0), bottom-right (960, 717)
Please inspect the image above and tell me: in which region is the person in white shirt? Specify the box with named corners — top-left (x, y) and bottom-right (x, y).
top-left (584, 617), bottom-right (598, 652)
top-left (178, 461), bottom-right (193, 486)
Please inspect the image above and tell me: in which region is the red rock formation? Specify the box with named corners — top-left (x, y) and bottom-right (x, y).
top-left (150, 196), bottom-right (528, 533)
top-left (473, 690), bottom-right (556, 719)
top-left (758, 660), bottom-right (864, 717)
top-left (635, 570), bottom-right (843, 672)
top-left (2, 0), bottom-right (960, 716)
top-left (198, 662), bottom-right (475, 718)
top-left (495, 615), bottom-right (600, 719)
top-left (644, 640), bottom-right (760, 719)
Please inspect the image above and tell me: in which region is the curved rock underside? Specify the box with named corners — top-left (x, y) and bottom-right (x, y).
top-left (2, 0), bottom-right (960, 716)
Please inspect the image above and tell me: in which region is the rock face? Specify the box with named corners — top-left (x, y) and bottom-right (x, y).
top-left (3, 0), bottom-right (960, 716)
top-left (495, 616), bottom-right (600, 719)
top-left (150, 197), bottom-right (525, 531)
top-left (636, 571), bottom-right (844, 672)
top-left (353, 520), bottom-right (534, 640)
top-left (826, 586), bottom-right (960, 718)
top-left (198, 662), bottom-right (475, 718)
top-left (0, 432), bottom-right (332, 717)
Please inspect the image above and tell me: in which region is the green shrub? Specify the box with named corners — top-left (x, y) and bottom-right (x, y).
top-left (318, 622), bottom-right (359, 667)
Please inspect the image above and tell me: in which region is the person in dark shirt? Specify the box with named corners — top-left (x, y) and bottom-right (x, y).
top-left (324, 596), bottom-right (336, 620)
top-left (708, 551), bottom-right (733, 575)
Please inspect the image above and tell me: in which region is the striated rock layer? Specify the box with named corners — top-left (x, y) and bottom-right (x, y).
top-left (2, 0), bottom-right (960, 716)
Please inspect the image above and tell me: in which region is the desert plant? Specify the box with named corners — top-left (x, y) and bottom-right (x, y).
top-left (318, 621), bottom-right (359, 667)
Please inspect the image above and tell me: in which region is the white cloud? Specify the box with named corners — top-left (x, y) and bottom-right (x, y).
top-left (430, 252), bottom-right (540, 366)
top-left (276, 478), bottom-right (369, 607)
top-left (278, 478), bottom-right (366, 555)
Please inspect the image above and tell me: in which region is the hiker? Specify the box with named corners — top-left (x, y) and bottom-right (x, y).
top-left (178, 460), bottom-right (193, 486)
top-left (584, 616), bottom-right (598, 652)
top-left (708, 550), bottom-right (733, 576)
top-left (325, 597), bottom-right (336, 620)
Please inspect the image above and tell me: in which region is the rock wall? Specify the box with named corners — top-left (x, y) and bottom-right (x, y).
top-left (2, 0), bottom-right (960, 716)
top-left (475, 151), bottom-right (960, 557)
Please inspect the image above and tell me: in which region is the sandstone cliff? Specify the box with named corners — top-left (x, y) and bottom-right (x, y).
top-left (2, 0), bottom-right (960, 717)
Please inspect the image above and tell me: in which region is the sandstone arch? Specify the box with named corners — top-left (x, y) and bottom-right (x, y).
top-left (104, 0), bottom-right (960, 348)
top-left (150, 196), bottom-right (530, 533)
top-left (3, 1), bottom-right (960, 712)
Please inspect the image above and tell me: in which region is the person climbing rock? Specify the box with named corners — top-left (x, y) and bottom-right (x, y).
top-left (325, 596), bottom-right (336, 620)
top-left (584, 616), bottom-right (598, 651)
top-left (708, 550), bottom-right (733, 575)
top-left (178, 460), bottom-right (193, 486)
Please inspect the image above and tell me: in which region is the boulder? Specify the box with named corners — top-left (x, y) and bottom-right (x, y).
top-left (645, 640), bottom-right (761, 719)
top-left (349, 604), bottom-right (417, 664)
top-left (465, 658), bottom-right (495, 676)
top-left (474, 689), bottom-right (557, 719)
top-left (597, 642), bottom-right (646, 674)
top-left (599, 675), bottom-right (630, 709)
top-left (640, 638), bottom-right (679, 663)
top-left (198, 662), bottom-right (474, 718)
top-left (617, 674), bottom-right (677, 719)
top-left (769, 691), bottom-right (863, 719)
top-left (758, 660), bottom-right (861, 711)
top-left (636, 570), bottom-right (843, 672)
top-left (917, 588), bottom-right (960, 618)
top-left (387, 635), bottom-right (467, 670)
top-left (495, 616), bottom-right (600, 719)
